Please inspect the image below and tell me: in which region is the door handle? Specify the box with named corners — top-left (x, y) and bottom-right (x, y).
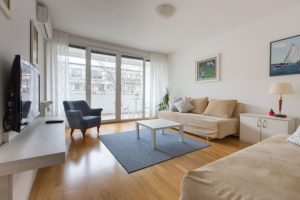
top-left (257, 119), bottom-right (261, 127)
top-left (262, 120), bottom-right (267, 128)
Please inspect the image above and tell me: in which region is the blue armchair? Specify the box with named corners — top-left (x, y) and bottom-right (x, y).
top-left (63, 100), bottom-right (103, 137)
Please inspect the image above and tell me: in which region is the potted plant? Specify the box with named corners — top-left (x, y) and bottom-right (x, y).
top-left (158, 88), bottom-right (169, 111)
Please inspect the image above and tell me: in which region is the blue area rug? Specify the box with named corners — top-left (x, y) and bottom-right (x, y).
top-left (99, 129), bottom-right (209, 173)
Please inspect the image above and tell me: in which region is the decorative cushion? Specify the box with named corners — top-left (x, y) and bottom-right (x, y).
top-left (203, 99), bottom-right (237, 118)
top-left (169, 97), bottom-right (182, 112)
top-left (190, 97), bottom-right (208, 114)
top-left (174, 97), bottom-right (194, 113)
top-left (287, 126), bottom-right (300, 146)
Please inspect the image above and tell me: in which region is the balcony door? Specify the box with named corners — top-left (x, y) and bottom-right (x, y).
top-left (121, 56), bottom-right (144, 120)
top-left (91, 51), bottom-right (117, 121)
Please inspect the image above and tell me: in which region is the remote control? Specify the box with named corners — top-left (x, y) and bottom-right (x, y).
top-left (45, 120), bottom-right (64, 124)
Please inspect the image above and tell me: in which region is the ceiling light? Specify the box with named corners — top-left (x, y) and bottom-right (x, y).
top-left (155, 4), bottom-right (175, 19)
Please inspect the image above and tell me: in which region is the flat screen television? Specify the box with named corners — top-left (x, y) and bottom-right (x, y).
top-left (3, 55), bottom-right (40, 132)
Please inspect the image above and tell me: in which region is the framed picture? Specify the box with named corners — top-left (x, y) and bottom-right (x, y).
top-left (270, 35), bottom-right (300, 76)
top-left (195, 54), bottom-right (220, 83)
top-left (0, 0), bottom-right (11, 19)
top-left (30, 20), bottom-right (39, 66)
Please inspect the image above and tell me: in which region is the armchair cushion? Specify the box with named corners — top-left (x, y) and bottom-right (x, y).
top-left (82, 116), bottom-right (101, 128)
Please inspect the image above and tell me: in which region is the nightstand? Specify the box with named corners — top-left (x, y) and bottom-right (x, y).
top-left (240, 113), bottom-right (296, 144)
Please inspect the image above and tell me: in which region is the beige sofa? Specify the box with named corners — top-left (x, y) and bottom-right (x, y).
top-left (158, 98), bottom-right (242, 139)
top-left (180, 134), bottom-right (300, 200)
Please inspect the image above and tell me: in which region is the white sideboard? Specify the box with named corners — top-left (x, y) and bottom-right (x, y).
top-left (0, 117), bottom-right (65, 200)
top-left (240, 113), bottom-right (296, 144)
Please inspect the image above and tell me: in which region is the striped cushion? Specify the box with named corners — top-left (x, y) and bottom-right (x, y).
top-left (174, 97), bottom-right (194, 113)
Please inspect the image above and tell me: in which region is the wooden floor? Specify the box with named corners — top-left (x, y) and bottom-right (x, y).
top-left (29, 122), bottom-right (250, 200)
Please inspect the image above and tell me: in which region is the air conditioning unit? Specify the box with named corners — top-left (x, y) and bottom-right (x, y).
top-left (37, 3), bottom-right (53, 39)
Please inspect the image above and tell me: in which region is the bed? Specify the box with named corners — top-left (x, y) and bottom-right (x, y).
top-left (180, 134), bottom-right (300, 200)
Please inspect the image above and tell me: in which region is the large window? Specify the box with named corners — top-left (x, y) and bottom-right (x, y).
top-left (68, 46), bottom-right (86, 100)
top-left (67, 45), bottom-right (151, 122)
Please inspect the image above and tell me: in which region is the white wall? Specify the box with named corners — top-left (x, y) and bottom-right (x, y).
top-left (168, 5), bottom-right (300, 124)
top-left (0, 0), bottom-right (45, 199)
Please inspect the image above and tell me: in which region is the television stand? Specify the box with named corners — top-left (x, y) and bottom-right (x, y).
top-left (0, 117), bottom-right (65, 200)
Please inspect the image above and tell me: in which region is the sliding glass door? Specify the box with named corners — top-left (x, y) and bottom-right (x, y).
top-left (67, 45), bottom-right (151, 122)
top-left (91, 51), bottom-right (117, 120)
top-left (121, 56), bottom-right (144, 120)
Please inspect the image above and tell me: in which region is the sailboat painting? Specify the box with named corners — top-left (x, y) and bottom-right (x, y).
top-left (270, 35), bottom-right (300, 76)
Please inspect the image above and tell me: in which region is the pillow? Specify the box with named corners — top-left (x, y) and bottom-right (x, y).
top-left (203, 99), bottom-right (237, 118)
top-left (287, 126), bottom-right (300, 146)
top-left (169, 97), bottom-right (182, 112)
top-left (174, 97), bottom-right (194, 113)
top-left (190, 97), bottom-right (208, 114)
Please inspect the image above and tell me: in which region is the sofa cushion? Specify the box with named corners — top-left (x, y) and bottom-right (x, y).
top-left (203, 99), bottom-right (237, 118)
top-left (174, 97), bottom-right (194, 113)
top-left (287, 126), bottom-right (300, 146)
top-left (190, 97), bottom-right (208, 114)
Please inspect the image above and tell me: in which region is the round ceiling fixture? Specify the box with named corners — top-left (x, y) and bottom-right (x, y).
top-left (155, 4), bottom-right (176, 19)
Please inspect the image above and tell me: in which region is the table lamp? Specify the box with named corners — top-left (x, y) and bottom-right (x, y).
top-left (268, 82), bottom-right (295, 118)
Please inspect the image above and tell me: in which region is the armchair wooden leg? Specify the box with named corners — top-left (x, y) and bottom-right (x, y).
top-left (70, 129), bottom-right (75, 136)
top-left (97, 125), bottom-right (100, 133)
top-left (81, 129), bottom-right (86, 137)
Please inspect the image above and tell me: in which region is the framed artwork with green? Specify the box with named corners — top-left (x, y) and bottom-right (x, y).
top-left (195, 54), bottom-right (219, 83)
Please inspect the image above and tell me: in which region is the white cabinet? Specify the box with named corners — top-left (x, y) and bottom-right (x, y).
top-left (240, 113), bottom-right (296, 144)
top-left (240, 115), bottom-right (261, 144)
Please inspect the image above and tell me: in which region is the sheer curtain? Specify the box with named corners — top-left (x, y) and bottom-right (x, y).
top-left (149, 53), bottom-right (168, 117)
top-left (46, 30), bottom-right (69, 117)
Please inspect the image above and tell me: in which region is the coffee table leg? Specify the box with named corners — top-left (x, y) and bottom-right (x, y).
top-left (179, 125), bottom-right (184, 142)
top-left (151, 129), bottom-right (156, 149)
top-left (136, 122), bottom-right (140, 139)
top-left (162, 129), bottom-right (165, 135)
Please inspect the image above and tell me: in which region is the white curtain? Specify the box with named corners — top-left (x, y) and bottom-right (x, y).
top-left (149, 53), bottom-right (168, 117)
top-left (46, 30), bottom-right (69, 117)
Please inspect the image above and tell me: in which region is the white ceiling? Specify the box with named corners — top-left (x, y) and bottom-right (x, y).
top-left (40, 0), bottom-right (300, 54)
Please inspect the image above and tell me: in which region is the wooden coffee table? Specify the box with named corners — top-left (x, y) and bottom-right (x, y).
top-left (136, 119), bottom-right (184, 149)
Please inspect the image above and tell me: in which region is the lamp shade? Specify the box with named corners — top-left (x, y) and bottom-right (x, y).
top-left (268, 83), bottom-right (295, 94)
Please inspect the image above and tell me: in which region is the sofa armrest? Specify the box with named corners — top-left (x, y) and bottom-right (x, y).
top-left (88, 108), bottom-right (103, 116)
